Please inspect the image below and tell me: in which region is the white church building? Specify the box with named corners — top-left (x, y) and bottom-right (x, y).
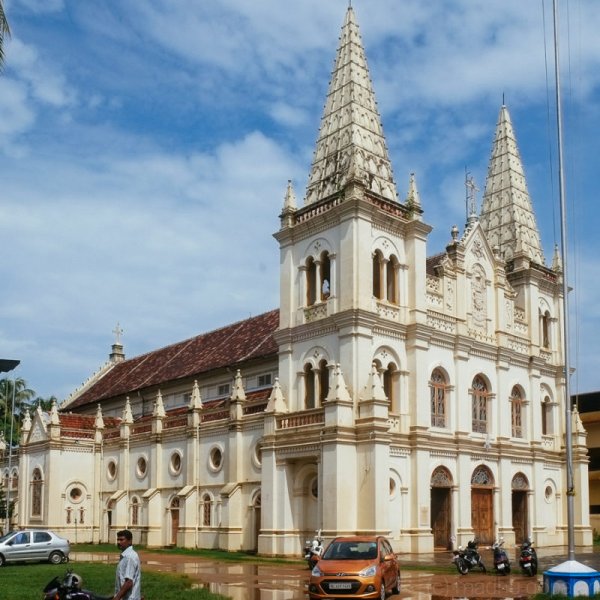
top-left (6, 6), bottom-right (592, 554)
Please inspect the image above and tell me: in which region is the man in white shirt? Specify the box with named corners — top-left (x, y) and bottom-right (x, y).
top-left (113, 529), bottom-right (141, 600)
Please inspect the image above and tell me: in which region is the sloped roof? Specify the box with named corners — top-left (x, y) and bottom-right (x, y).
top-left (67, 309), bottom-right (279, 409)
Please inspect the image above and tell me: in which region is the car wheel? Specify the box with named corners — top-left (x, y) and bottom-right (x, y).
top-left (48, 551), bottom-right (63, 565)
top-left (379, 582), bottom-right (386, 600)
top-left (0, 554), bottom-right (5, 567)
top-left (392, 572), bottom-right (401, 594)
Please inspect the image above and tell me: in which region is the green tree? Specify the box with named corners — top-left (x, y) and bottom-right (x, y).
top-left (0, 0), bottom-right (10, 71)
top-left (0, 378), bottom-right (36, 445)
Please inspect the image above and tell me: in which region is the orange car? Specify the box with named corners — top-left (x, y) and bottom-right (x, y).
top-left (308, 535), bottom-right (401, 600)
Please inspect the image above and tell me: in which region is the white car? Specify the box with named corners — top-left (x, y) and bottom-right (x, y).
top-left (0, 529), bottom-right (70, 565)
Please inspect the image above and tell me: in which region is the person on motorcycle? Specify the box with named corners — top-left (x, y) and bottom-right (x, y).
top-left (113, 529), bottom-right (141, 600)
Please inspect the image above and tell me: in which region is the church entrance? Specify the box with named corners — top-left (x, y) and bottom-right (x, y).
top-left (511, 473), bottom-right (529, 544)
top-left (471, 465), bottom-right (494, 545)
top-left (252, 492), bottom-right (261, 553)
top-left (430, 467), bottom-right (452, 548)
top-left (170, 497), bottom-right (180, 546)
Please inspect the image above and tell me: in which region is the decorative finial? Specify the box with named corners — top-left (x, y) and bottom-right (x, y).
top-left (113, 323), bottom-right (124, 345)
top-left (465, 169), bottom-right (479, 226)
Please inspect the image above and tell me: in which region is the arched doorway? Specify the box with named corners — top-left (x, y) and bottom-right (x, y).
top-left (471, 465), bottom-right (494, 544)
top-left (430, 467), bottom-right (452, 548)
top-left (170, 497), bottom-right (180, 546)
top-left (252, 492), bottom-right (261, 553)
top-left (511, 473), bottom-right (529, 544)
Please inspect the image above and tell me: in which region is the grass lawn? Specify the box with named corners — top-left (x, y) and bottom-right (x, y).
top-left (72, 542), bottom-right (302, 565)
top-left (1, 562), bottom-right (230, 600)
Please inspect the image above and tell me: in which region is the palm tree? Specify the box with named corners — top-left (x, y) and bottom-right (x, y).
top-left (0, 0), bottom-right (11, 71)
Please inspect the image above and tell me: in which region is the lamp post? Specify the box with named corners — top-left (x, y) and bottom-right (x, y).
top-left (1, 359), bottom-right (20, 534)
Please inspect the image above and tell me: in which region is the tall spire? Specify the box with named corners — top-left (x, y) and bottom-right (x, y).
top-left (479, 105), bottom-right (545, 265)
top-left (304, 6), bottom-right (398, 205)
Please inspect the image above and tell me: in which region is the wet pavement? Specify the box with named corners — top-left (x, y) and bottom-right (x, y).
top-left (71, 545), bottom-right (600, 600)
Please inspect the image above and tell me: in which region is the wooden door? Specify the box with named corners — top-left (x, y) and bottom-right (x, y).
top-left (431, 487), bottom-right (451, 548)
top-left (471, 488), bottom-right (493, 544)
top-left (512, 490), bottom-right (527, 544)
top-left (171, 509), bottom-right (179, 545)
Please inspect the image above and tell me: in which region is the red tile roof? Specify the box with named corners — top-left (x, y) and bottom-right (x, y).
top-left (68, 310), bottom-right (279, 410)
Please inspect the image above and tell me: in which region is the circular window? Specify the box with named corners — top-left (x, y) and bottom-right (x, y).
top-left (170, 452), bottom-right (182, 475)
top-left (209, 447), bottom-right (223, 472)
top-left (107, 460), bottom-right (117, 481)
top-left (252, 441), bottom-right (262, 468)
top-left (136, 457), bottom-right (147, 478)
top-left (69, 487), bottom-right (83, 503)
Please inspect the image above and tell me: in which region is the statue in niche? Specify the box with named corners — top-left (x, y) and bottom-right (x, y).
top-left (471, 265), bottom-right (487, 328)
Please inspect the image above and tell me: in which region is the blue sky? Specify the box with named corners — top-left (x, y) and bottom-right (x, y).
top-left (1, 0), bottom-right (599, 399)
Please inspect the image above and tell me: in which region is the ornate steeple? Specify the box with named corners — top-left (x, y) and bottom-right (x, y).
top-left (304, 6), bottom-right (398, 205)
top-left (479, 104), bottom-right (545, 265)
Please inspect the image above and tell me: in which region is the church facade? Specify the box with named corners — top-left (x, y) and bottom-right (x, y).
top-left (7, 7), bottom-right (592, 554)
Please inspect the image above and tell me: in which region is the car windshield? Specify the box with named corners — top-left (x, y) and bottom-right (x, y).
top-left (323, 541), bottom-right (378, 560)
top-left (0, 531), bottom-right (18, 543)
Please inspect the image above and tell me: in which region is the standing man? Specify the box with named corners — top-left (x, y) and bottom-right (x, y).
top-left (113, 529), bottom-right (141, 600)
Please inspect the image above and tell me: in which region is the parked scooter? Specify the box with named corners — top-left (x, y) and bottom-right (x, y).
top-left (303, 529), bottom-right (324, 569)
top-left (43, 571), bottom-right (113, 600)
top-left (519, 539), bottom-right (538, 576)
top-left (452, 539), bottom-right (486, 575)
top-left (489, 538), bottom-right (511, 575)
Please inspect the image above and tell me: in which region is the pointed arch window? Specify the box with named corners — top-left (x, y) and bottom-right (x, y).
top-left (542, 395), bottom-right (553, 435)
top-left (373, 251), bottom-right (383, 299)
top-left (306, 257), bottom-right (317, 306)
top-left (382, 362), bottom-right (397, 411)
top-left (430, 369), bottom-right (448, 428)
top-left (131, 497), bottom-right (140, 526)
top-left (541, 310), bottom-right (551, 348)
top-left (320, 251), bottom-right (331, 301)
top-left (471, 376), bottom-right (489, 434)
top-left (386, 255), bottom-right (399, 304)
top-left (304, 363), bottom-right (316, 409)
top-left (31, 468), bottom-right (43, 518)
top-left (202, 493), bottom-right (212, 527)
top-left (318, 359), bottom-right (330, 405)
top-left (511, 386), bottom-right (524, 438)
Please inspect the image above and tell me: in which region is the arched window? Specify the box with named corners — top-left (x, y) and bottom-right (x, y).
top-left (386, 255), bottom-right (399, 304)
top-left (542, 395), bottom-right (553, 435)
top-left (320, 251), bottom-right (331, 301)
top-left (471, 376), bottom-right (489, 434)
top-left (10, 469), bottom-right (18, 490)
top-left (511, 386), bottom-right (524, 438)
top-left (66, 506), bottom-right (72, 524)
top-left (306, 257), bottom-right (317, 306)
top-left (382, 363), bottom-right (397, 410)
top-left (79, 507), bottom-right (85, 525)
top-left (318, 359), bottom-right (329, 405)
top-left (131, 497), bottom-right (139, 526)
top-left (541, 310), bottom-right (551, 348)
top-left (202, 494), bottom-right (212, 527)
top-left (372, 251), bottom-right (383, 299)
top-left (430, 369), bottom-right (448, 428)
top-left (304, 364), bottom-right (316, 409)
top-left (31, 468), bottom-right (43, 518)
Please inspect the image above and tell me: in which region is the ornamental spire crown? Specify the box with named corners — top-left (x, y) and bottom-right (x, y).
top-left (304, 6), bottom-right (398, 205)
top-left (480, 104), bottom-right (545, 265)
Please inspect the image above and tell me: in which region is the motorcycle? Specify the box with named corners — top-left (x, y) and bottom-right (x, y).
top-left (489, 538), bottom-right (511, 575)
top-left (452, 539), bottom-right (486, 575)
top-left (303, 529), bottom-right (324, 569)
top-left (519, 539), bottom-right (538, 576)
top-left (43, 571), bottom-right (113, 600)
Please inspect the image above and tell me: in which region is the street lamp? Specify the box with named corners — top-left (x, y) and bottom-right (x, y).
top-left (1, 359), bottom-right (20, 534)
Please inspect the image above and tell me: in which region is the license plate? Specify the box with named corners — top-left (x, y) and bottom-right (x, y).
top-left (329, 582), bottom-right (352, 590)
top-left (497, 563), bottom-right (505, 570)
